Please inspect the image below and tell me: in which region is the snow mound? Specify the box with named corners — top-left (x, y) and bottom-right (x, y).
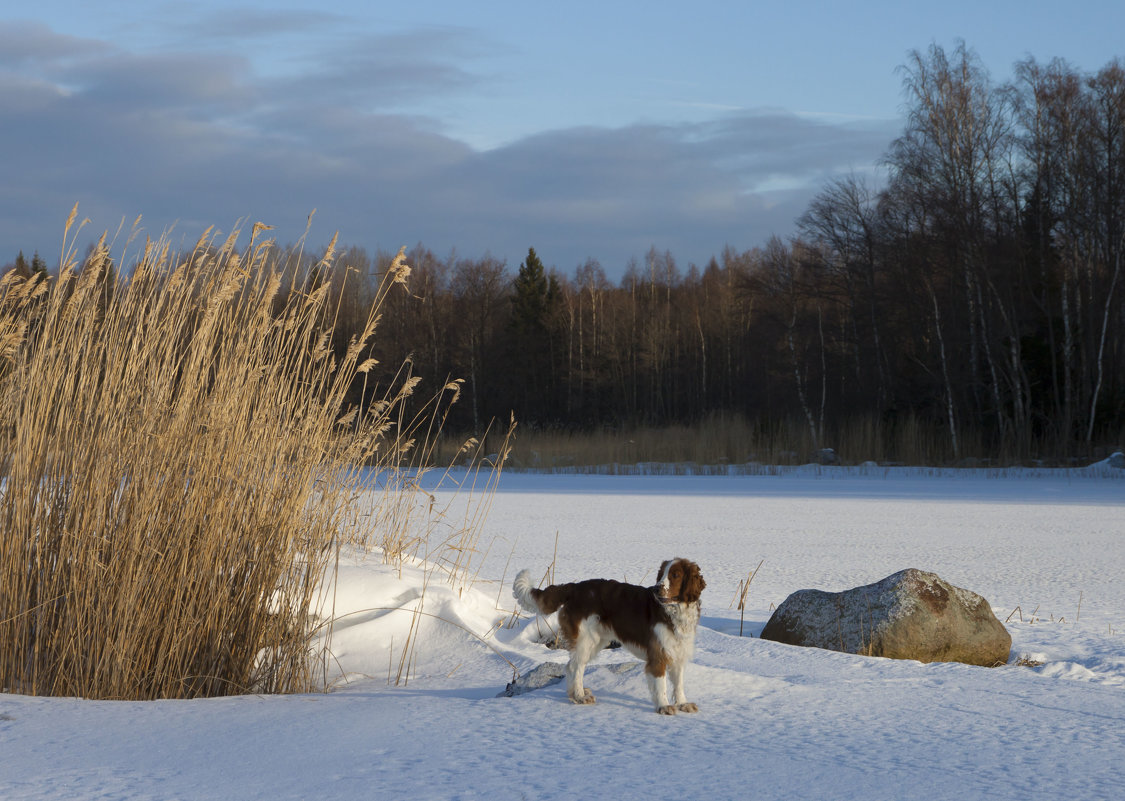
top-left (313, 552), bottom-right (522, 687)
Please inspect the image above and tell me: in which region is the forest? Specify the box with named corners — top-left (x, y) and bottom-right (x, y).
top-left (6, 44), bottom-right (1125, 464)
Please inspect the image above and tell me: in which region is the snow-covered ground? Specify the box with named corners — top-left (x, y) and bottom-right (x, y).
top-left (2, 466), bottom-right (1123, 800)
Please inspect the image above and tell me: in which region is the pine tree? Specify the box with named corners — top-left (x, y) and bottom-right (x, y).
top-left (507, 248), bottom-right (561, 423)
top-left (510, 248), bottom-right (553, 339)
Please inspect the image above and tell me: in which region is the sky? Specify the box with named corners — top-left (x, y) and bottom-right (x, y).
top-left (3, 1), bottom-right (1124, 277)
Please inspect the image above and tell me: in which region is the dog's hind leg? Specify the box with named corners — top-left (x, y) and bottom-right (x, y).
top-left (565, 620), bottom-right (600, 704)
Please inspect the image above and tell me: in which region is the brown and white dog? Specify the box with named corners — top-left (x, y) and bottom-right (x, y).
top-left (512, 558), bottom-right (705, 714)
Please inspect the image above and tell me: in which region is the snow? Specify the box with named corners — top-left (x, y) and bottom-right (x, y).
top-left (2, 466), bottom-right (1124, 800)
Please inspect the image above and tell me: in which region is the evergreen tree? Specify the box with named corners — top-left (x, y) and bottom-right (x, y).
top-left (510, 248), bottom-right (556, 338)
top-left (30, 252), bottom-right (48, 276)
top-left (507, 248), bottom-right (561, 424)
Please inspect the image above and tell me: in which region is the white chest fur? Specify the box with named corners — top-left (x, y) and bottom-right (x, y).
top-left (656, 600), bottom-right (699, 661)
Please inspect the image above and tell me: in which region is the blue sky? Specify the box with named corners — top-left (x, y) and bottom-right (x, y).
top-left (3, 1), bottom-right (1123, 276)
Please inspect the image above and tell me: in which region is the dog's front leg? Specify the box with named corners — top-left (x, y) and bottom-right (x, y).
top-left (566, 626), bottom-right (599, 704)
top-left (646, 665), bottom-right (675, 714)
top-left (668, 661), bottom-right (697, 713)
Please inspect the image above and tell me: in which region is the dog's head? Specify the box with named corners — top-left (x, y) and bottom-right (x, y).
top-left (657, 558), bottom-right (706, 604)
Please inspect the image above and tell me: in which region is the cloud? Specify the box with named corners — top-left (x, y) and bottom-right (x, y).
top-left (176, 7), bottom-right (348, 41)
top-left (0, 21), bottom-right (896, 276)
top-left (0, 20), bottom-right (112, 69)
top-left (266, 27), bottom-right (488, 110)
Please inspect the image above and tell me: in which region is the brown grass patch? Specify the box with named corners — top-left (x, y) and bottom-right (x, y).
top-left (447, 412), bottom-right (1005, 471)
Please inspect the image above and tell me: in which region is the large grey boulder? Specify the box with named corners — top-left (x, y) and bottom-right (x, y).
top-left (760, 568), bottom-right (1011, 667)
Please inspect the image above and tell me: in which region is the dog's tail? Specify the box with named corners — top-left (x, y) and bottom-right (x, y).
top-left (512, 569), bottom-right (542, 613)
top-left (513, 569), bottom-right (570, 615)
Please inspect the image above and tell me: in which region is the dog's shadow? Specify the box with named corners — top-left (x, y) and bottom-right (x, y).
top-left (700, 614), bottom-right (766, 637)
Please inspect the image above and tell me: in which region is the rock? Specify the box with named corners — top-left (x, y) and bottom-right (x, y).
top-left (759, 568), bottom-right (1011, 667)
top-left (499, 662), bottom-right (565, 697)
top-left (1108, 451), bottom-right (1124, 469)
top-left (498, 661), bottom-right (638, 698)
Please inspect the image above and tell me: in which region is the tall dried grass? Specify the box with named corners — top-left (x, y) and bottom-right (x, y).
top-left (0, 212), bottom-right (466, 700)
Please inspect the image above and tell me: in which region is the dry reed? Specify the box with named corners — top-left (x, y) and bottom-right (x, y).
top-left (0, 212), bottom-right (468, 700)
top-left (731, 560), bottom-right (764, 637)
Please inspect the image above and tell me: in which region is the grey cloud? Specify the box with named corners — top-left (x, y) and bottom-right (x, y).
top-left (267, 27), bottom-right (488, 111)
top-left (429, 114), bottom-right (894, 264)
top-left (0, 20), bottom-right (112, 69)
top-left (176, 8), bottom-right (348, 40)
top-left (702, 112), bottom-right (896, 187)
top-left (68, 52), bottom-right (257, 114)
top-left (0, 22), bottom-right (896, 276)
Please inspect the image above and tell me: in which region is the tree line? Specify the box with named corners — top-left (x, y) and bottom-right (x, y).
top-left (5, 43), bottom-right (1123, 461)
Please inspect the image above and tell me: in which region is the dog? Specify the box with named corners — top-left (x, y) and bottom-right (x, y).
top-left (512, 558), bottom-right (705, 714)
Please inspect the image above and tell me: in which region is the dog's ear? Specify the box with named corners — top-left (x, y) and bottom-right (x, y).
top-left (683, 562), bottom-right (705, 603)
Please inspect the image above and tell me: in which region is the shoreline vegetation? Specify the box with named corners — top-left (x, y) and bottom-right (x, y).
top-left (441, 414), bottom-right (1124, 473)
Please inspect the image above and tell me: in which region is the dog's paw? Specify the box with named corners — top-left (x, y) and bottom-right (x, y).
top-left (570, 690), bottom-right (596, 705)
top-left (657, 704), bottom-right (678, 715)
top-left (677, 702), bottom-right (699, 713)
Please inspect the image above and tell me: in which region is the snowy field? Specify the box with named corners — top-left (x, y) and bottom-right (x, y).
top-left (2, 465), bottom-right (1124, 800)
